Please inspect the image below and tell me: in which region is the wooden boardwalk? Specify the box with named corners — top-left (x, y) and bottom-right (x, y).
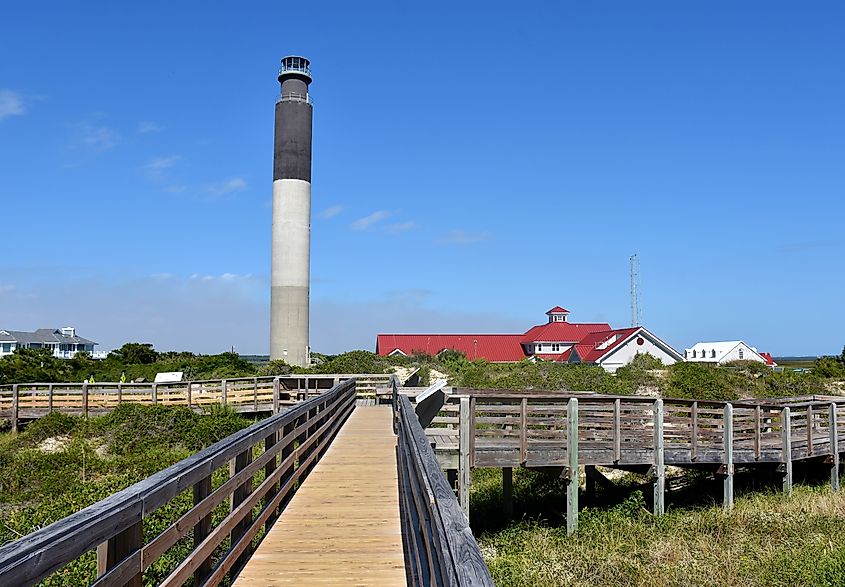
top-left (233, 406), bottom-right (406, 586)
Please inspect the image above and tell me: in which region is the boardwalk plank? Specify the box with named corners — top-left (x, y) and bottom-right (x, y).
top-left (233, 406), bottom-right (405, 586)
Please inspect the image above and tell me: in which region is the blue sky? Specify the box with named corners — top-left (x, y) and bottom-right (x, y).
top-left (1, 1), bottom-right (843, 356)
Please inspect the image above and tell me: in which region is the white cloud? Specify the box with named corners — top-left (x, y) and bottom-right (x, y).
top-left (142, 155), bottom-right (180, 180)
top-left (0, 90), bottom-right (26, 121)
top-left (0, 284), bottom-right (16, 294)
top-left (206, 177), bottom-right (248, 197)
top-left (138, 120), bottom-right (164, 133)
top-left (437, 229), bottom-right (489, 245)
top-left (351, 210), bottom-right (392, 231)
top-left (386, 221), bottom-right (416, 234)
top-left (318, 205), bottom-right (344, 219)
top-left (72, 121), bottom-right (120, 151)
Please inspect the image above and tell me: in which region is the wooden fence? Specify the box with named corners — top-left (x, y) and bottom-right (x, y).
top-left (0, 374), bottom-right (393, 431)
top-left (0, 379), bottom-right (357, 587)
top-left (393, 380), bottom-right (494, 587)
top-left (418, 391), bottom-right (845, 532)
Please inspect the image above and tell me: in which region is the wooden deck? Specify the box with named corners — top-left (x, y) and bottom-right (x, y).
top-left (233, 406), bottom-right (406, 586)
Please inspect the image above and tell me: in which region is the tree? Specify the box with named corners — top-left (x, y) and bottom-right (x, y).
top-left (0, 348), bottom-right (71, 384)
top-left (108, 343), bottom-right (159, 365)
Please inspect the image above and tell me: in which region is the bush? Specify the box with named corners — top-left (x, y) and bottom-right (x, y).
top-left (665, 362), bottom-right (739, 401)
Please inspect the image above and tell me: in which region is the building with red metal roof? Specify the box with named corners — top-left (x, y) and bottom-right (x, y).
top-left (376, 307), bottom-right (683, 372)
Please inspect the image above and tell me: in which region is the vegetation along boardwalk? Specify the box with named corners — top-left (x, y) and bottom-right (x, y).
top-left (234, 406), bottom-right (405, 585)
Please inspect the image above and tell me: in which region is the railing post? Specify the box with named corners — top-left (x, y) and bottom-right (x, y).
top-left (653, 399), bottom-right (665, 516)
top-left (193, 474), bottom-right (213, 586)
top-left (613, 398), bottom-right (621, 463)
top-left (96, 512), bottom-right (142, 586)
top-left (690, 401), bottom-right (698, 462)
top-left (566, 397), bottom-right (579, 535)
top-left (753, 405), bottom-right (762, 460)
top-left (807, 404), bottom-right (814, 457)
top-left (230, 447), bottom-right (254, 575)
top-left (186, 381), bottom-right (192, 408)
top-left (459, 395), bottom-right (471, 520)
top-left (272, 377), bottom-right (280, 414)
top-left (82, 382), bottom-right (89, 418)
top-left (831, 403), bottom-right (840, 492)
top-left (264, 430), bottom-right (280, 531)
top-left (221, 379), bottom-right (228, 406)
top-left (48, 383), bottom-right (54, 413)
top-left (151, 383), bottom-right (158, 404)
top-left (782, 407), bottom-right (793, 495)
top-left (11, 384), bottom-right (19, 434)
top-left (116, 382), bottom-right (122, 406)
top-left (723, 403), bottom-right (734, 511)
top-left (469, 396), bottom-right (477, 468)
top-left (519, 397), bottom-right (528, 465)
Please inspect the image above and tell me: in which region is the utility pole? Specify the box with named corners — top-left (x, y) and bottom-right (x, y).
top-left (630, 253), bottom-right (641, 327)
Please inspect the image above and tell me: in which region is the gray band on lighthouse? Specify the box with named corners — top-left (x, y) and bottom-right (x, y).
top-left (274, 101), bottom-right (312, 182)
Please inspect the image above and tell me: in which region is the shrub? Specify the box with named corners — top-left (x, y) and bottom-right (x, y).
top-left (665, 362), bottom-right (739, 401)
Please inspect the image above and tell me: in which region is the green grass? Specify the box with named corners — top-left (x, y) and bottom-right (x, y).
top-left (0, 405), bottom-right (255, 585)
top-left (472, 468), bottom-right (845, 586)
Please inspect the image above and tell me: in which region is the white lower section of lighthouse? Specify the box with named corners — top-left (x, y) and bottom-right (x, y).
top-left (270, 178), bottom-right (311, 367)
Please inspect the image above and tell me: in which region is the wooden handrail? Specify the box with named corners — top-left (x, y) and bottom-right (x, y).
top-left (0, 379), bottom-right (357, 587)
top-left (393, 380), bottom-right (494, 587)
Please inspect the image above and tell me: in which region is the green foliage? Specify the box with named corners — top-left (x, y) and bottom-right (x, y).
top-left (814, 355), bottom-right (845, 379)
top-left (108, 342), bottom-right (159, 364)
top-left (259, 359), bottom-right (293, 376)
top-left (301, 350), bottom-right (406, 375)
top-left (0, 348), bottom-right (72, 384)
top-left (0, 404), bottom-right (254, 586)
top-left (665, 362), bottom-right (740, 401)
top-left (475, 468), bottom-right (845, 587)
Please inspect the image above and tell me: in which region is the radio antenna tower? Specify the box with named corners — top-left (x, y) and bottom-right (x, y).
top-left (630, 253), bottom-right (641, 327)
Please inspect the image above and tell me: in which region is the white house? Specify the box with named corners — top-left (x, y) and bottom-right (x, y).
top-left (563, 326), bottom-right (684, 373)
top-left (684, 341), bottom-right (771, 366)
top-left (0, 327), bottom-right (107, 359)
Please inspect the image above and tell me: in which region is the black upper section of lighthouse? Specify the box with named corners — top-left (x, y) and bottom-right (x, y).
top-left (274, 56), bottom-right (313, 182)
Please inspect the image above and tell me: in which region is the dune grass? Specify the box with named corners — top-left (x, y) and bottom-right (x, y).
top-left (472, 468), bottom-right (845, 587)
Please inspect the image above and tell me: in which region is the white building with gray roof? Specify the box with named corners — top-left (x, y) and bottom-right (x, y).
top-left (0, 327), bottom-right (106, 359)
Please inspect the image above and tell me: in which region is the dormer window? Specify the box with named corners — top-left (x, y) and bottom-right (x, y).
top-left (738, 348), bottom-right (744, 360)
top-left (692, 350), bottom-right (697, 358)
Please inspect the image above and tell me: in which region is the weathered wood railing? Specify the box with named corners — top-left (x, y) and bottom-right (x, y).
top-left (0, 379), bottom-right (357, 586)
top-left (0, 373), bottom-right (393, 431)
top-left (418, 390), bottom-right (845, 533)
top-left (393, 380), bottom-right (494, 586)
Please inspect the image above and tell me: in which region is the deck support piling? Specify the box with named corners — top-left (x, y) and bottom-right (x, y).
top-left (723, 403), bottom-right (734, 511)
top-left (503, 467), bottom-right (513, 519)
top-left (459, 396), bottom-right (471, 520)
top-left (566, 397), bottom-right (579, 535)
top-left (653, 399), bottom-right (665, 516)
top-left (782, 407), bottom-right (793, 495)
top-left (830, 403), bottom-right (840, 492)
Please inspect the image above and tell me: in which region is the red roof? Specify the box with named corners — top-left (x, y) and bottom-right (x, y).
top-left (520, 322), bottom-right (611, 344)
top-left (563, 328), bottom-right (641, 363)
top-left (376, 334), bottom-right (526, 362)
top-left (759, 352), bottom-right (777, 366)
top-left (546, 306), bottom-right (570, 314)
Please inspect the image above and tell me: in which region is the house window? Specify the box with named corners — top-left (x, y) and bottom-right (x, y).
top-left (536, 344), bottom-right (543, 352)
top-left (711, 350), bottom-right (716, 358)
top-left (551, 343), bottom-right (561, 352)
top-left (691, 350), bottom-right (696, 358)
top-left (1, 343), bottom-right (10, 353)
top-left (738, 348), bottom-right (744, 360)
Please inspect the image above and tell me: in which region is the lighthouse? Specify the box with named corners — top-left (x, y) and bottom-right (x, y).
top-left (270, 56), bottom-right (313, 366)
